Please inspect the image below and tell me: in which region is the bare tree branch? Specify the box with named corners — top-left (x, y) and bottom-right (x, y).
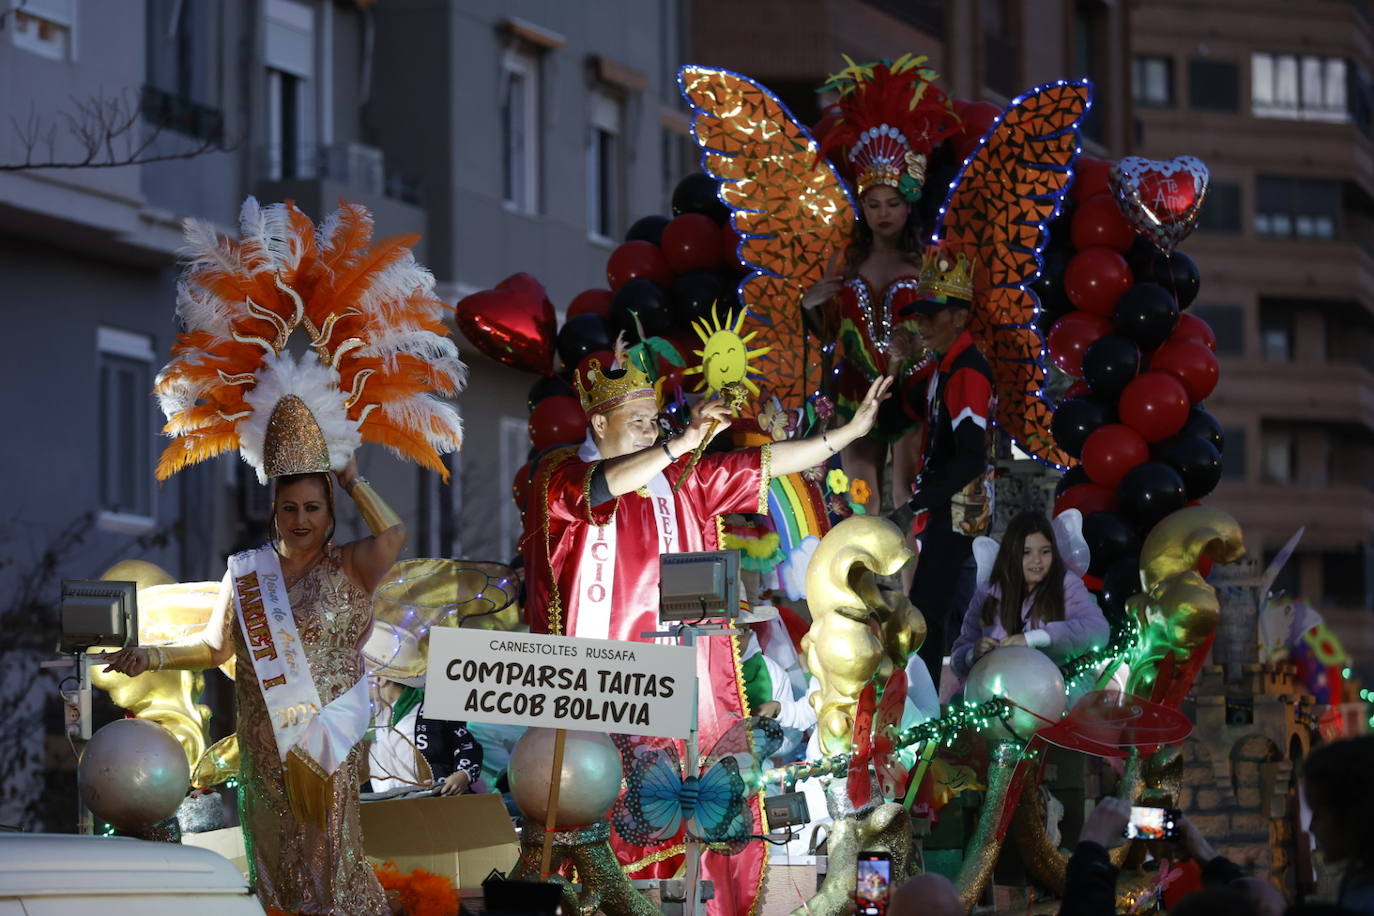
top-left (0, 87), bottom-right (233, 172)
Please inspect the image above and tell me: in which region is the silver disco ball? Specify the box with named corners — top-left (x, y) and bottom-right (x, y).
top-left (78, 718), bottom-right (190, 831)
top-left (508, 728), bottom-right (622, 827)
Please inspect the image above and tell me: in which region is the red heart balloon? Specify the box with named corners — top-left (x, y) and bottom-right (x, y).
top-left (454, 273), bottom-right (555, 374)
top-left (1108, 156), bottom-right (1210, 254)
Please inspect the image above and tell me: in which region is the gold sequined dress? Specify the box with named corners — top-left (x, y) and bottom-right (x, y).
top-left (226, 545), bottom-right (389, 915)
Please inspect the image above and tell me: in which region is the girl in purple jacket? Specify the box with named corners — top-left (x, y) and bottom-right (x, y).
top-left (949, 510), bottom-right (1109, 681)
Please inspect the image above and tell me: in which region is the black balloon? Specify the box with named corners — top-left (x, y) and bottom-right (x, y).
top-left (1116, 462), bottom-right (1187, 532)
top-left (1098, 554), bottom-right (1142, 630)
top-left (1151, 433), bottom-right (1223, 501)
top-left (555, 313), bottom-right (613, 369)
top-left (1113, 282), bottom-right (1180, 351)
top-left (1055, 465), bottom-right (1090, 498)
top-left (1081, 511), bottom-right (1141, 578)
top-left (671, 172), bottom-right (729, 224)
top-left (1032, 246), bottom-right (1074, 328)
top-left (1051, 397), bottom-right (1118, 460)
top-left (916, 142), bottom-right (961, 231)
top-left (527, 374), bottom-right (575, 412)
top-left (611, 278), bottom-right (673, 342)
top-left (625, 215), bottom-right (670, 246)
top-left (1082, 335), bottom-right (1141, 400)
top-left (670, 270), bottom-right (725, 328)
top-left (1179, 406), bottom-right (1225, 454)
top-left (1131, 248), bottom-right (1200, 309)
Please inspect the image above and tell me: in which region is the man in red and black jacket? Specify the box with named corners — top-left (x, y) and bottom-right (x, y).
top-left (891, 246), bottom-right (995, 685)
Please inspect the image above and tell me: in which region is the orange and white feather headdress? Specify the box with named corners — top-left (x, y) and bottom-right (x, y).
top-left (156, 197), bottom-right (466, 483)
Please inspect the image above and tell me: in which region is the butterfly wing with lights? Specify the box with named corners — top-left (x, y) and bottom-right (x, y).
top-left (872, 668), bottom-right (909, 800)
top-left (934, 81), bottom-right (1091, 467)
top-left (678, 66), bottom-right (856, 413)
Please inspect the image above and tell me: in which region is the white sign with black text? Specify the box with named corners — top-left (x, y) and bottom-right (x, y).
top-left (423, 628), bottom-right (696, 739)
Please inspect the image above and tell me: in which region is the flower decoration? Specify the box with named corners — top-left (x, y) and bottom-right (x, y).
top-left (757, 395), bottom-right (796, 442)
top-left (810, 393), bottom-right (835, 420)
top-left (849, 478), bottom-right (872, 505)
top-left (827, 493), bottom-right (854, 519)
top-left (826, 468), bottom-right (851, 495)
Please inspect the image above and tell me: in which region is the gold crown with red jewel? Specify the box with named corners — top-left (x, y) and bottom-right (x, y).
top-left (574, 358), bottom-right (656, 416)
top-left (916, 244), bottom-right (975, 303)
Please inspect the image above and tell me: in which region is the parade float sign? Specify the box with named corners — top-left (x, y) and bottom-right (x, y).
top-left (425, 628), bottom-right (696, 738)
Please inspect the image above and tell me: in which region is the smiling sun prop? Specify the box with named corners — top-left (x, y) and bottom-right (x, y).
top-left (684, 303), bottom-right (772, 397)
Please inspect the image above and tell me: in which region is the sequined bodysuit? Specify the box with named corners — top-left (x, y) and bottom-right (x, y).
top-left (226, 544), bottom-right (388, 915)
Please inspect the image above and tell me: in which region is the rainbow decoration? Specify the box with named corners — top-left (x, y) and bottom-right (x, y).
top-left (768, 472), bottom-right (830, 599)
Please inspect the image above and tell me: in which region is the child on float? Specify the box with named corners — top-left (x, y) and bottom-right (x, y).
top-left (948, 509), bottom-right (1108, 683)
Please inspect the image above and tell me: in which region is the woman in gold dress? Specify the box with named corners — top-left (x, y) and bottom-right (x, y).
top-left (102, 458), bottom-right (405, 915)
top-left (97, 197), bottom-right (467, 915)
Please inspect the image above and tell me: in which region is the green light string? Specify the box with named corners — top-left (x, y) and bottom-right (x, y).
top-left (755, 698), bottom-right (1012, 788)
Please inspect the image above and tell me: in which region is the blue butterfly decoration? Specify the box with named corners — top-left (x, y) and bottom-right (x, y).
top-left (611, 716), bottom-right (783, 850)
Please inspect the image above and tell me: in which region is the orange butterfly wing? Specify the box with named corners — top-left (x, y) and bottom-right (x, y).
top-left (679, 66), bottom-right (855, 412)
top-left (936, 81), bottom-right (1091, 467)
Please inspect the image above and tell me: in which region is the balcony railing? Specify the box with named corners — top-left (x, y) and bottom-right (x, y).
top-left (140, 85), bottom-right (225, 145)
top-left (258, 142), bottom-right (420, 204)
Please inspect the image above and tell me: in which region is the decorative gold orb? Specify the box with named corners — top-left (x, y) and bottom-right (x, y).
top-left (78, 718), bottom-right (190, 831)
top-left (508, 729), bottom-right (622, 827)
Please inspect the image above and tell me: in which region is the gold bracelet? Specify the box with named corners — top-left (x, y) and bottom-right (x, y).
top-left (349, 480), bottom-right (403, 535)
top-left (156, 643), bottom-right (214, 671)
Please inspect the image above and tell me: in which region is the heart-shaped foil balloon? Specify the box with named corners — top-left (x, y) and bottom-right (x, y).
top-left (454, 272), bottom-right (556, 374)
top-left (1108, 156), bottom-right (1210, 254)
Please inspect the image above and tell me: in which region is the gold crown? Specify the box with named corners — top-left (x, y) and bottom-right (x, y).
top-left (574, 358), bottom-right (656, 415)
top-left (263, 395), bottom-right (331, 478)
top-left (916, 245), bottom-right (975, 303)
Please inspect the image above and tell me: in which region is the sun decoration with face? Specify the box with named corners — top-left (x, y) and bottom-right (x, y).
top-left (683, 303), bottom-right (772, 397)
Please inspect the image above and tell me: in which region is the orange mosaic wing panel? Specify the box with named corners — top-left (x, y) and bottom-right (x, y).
top-left (937, 80), bottom-right (1091, 468)
top-left (679, 66), bottom-right (855, 411)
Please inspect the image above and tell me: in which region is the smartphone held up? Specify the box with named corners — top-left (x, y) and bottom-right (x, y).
top-left (855, 851), bottom-right (892, 916)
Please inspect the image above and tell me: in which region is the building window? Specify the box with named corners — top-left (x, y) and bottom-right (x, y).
top-left (264, 0), bottom-right (315, 181)
top-left (1190, 304), bottom-right (1245, 356)
top-left (1188, 59), bottom-right (1240, 112)
top-left (1320, 549), bottom-right (1369, 608)
top-left (9, 0), bottom-right (74, 61)
top-left (1133, 56), bottom-right (1174, 107)
top-left (1259, 305), bottom-right (1294, 361)
top-left (1196, 181), bottom-right (1242, 234)
top-left (859, 0), bottom-right (944, 38)
top-left (1252, 52), bottom-right (1348, 121)
top-left (981, 0), bottom-right (1021, 99)
top-left (143, 0), bottom-right (224, 143)
top-left (1073, 0), bottom-right (1108, 142)
top-left (498, 416), bottom-right (530, 561)
top-left (502, 46), bottom-right (541, 213)
top-left (1261, 429), bottom-right (1296, 483)
top-left (587, 90), bottom-right (624, 241)
top-left (1221, 426), bottom-right (1247, 480)
top-left (98, 328), bottom-right (155, 525)
top-left (1255, 176), bottom-right (1340, 239)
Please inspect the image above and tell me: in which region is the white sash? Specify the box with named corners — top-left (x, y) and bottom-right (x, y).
top-left (228, 546), bottom-right (371, 775)
top-left (573, 434), bottom-right (680, 639)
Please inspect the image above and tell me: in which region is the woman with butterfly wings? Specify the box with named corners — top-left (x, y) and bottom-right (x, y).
top-left (677, 64), bottom-right (1088, 474)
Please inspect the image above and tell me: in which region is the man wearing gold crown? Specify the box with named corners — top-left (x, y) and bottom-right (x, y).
top-left (522, 357), bottom-right (890, 912)
top-left (892, 243), bottom-right (996, 685)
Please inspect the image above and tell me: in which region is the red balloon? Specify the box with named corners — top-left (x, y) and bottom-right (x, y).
top-left (1081, 423), bottom-right (1150, 488)
top-left (1048, 311), bottom-right (1113, 377)
top-left (454, 272), bottom-right (556, 374)
top-left (1170, 313), bottom-right (1217, 352)
top-left (567, 288), bottom-right (613, 320)
top-left (720, 222), bottom-right (744, 271)
top-left (1063, 380), bottom-right (1091, 399)
top-left (661, 213), bottom-right (724, 275)
top-left (1198, 556), bottom-right (1214, 578)
top-left (1072, 157), bottom-right (1112, 203)
top-left (528, 395), bottom-right (586, 452)
top-left (1064, 246), bottom-right (1134, 316)
top-left (607, 241), bottom-right (673, 290)
top-left (1118, 371), bottom-right (1191, 442)
top-left (1150, 339), bottom-right (1219, 402)
top-left (1054, 482), bottom-right (1119, 518)
top-left (951, 102), bottom-right (1001, 161)
top-left (1072, 192), bottom-right (1138, 253)
top-left (511, 462), bottom-right (533, 512)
